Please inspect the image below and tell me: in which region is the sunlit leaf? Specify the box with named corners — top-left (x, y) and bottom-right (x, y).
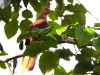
top-left (54, 65), bottom-right (67, 75)
top-left (4, 20), bottom-right (18, 39)
top-left (56, 26), bottom-right (67, 35)
top-left (39, 51), bottom-right (59, 74)
top-left (75, 26), bottom-right (94, 46)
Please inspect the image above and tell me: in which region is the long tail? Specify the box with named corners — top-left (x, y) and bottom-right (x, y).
top-left (21, 56), bottom-right (37, 74)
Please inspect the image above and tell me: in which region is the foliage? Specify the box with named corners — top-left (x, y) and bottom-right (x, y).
top-left (0, 0), bottom-right (100, 75)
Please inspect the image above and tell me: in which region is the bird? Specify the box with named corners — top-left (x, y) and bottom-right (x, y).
top-left (19, 7), bottom-right (51, 74)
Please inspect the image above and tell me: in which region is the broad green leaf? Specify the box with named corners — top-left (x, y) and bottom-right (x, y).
top-left (30, 0), bottom-right (41, 13)
top-left (22, 9), bottom-right (33, 18)
top-left (23, 0), bottom-right (29, 8)
top-left (93, 66), bottom-right (100, 72)
top-left (81, 48), bottom-right (99, 59)
top-left (59, 49), bottom-right (73, 61)
top-left (53, 34), bottom-right (62, 41)
top-left (11, 0), bottom-right (20, 12)
top-left (0, 52), bottom-right (8, 56)
top-left (75, 26), bottom-right (94, 46)
top-left (74, 61), bottom-right (93, 74)
top-left (56, 26), bottom-right (67, 35)
top-left (4, 20), bottom-right (18, 39)
top-left (0, 62), bottom-right (6, 69)
top-left (17, 32), bottom-right (32, 43)
top-left (54, 65), bottom-right (67, 75)
top-left (39, 26), bottom-right (52, 34)
top-left (93, 36), bottom-right (100, 51)
top-left (94, 23), bottom-right (100, 27)
top-left (40, 36), bottom-right (56, 41)
top-left (11, 11), bottom-right (19, 19)
top-left (64, 15), bottom-right (79, 25)
top-left (65, 4), bottom-right (87, 25)
top-left (23, 41), bottom-right (57, 57)
top-left (76, 54), bottom-right (90, 62)
top-left (19, 19), bottom-right (32, 34)
top-left (31, 28), bottom-right (40, 38)
top-left (0, 6), bottom-right (11, 23)
top-left (39, 51), bottom-right (59, 74)
top-left (49, 11), bottom-right (58, 21)
top-left (68, 0), bottom-right (73, 4)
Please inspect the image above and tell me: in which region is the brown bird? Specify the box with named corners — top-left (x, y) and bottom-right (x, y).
top-left (20, 7), bottom-right (51, 74)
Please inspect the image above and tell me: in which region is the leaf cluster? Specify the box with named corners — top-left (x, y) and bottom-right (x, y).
top-left (1, 0), bottom-right (100, 74)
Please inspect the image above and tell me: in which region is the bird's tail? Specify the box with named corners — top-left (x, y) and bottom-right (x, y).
top-left (21, 56), bottom-right (37, 74)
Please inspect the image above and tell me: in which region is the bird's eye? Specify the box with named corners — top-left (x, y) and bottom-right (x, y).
top-left (45, 8), bottom-right (48, 10)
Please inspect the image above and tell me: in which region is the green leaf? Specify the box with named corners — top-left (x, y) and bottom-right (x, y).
top-left (76, 54), bottom-right (90, 62)
top-left (40, 36), bottom-right (56, 41)
top-left (23, 0), bottom-right (29, 8)
top-left (39, 26), bottom-right (52, 34)
top-left (81, 48), bottom-right (99, 59)
top-left (11, 0), bottom-right (20, 12)
top-left (30, 0), bottom-right (41, 13)
top-left (59, 49), bottom-right (73, 61)
top-left (31, 28), bottom-right (40, 38)
top-left (22, 9), bottom-right (33, 18)
top-left (94, 23), bottom-right (100, 27)
top-left (93, 66), bottom-right (100, 72)
top-left (39, 51), bottom-right (59, 74)
top-left (75, 26), bottom-right (94, 46)
top-left (54, 65), bottom-right (67, 75)
top-left (93, 36), bottom-right (100, 51)
top-left (23, 41), bottom-right (57, 57)
top-left (74, 61), bottom-right (93, 74)
top-left (17, 32), bottom-right (32, 43)
top-left (68, 0), bottom-right (73, 4)
top-left (49, 11), bottom-right (58, 21)
top-left (0, 6), bottom-right (11, 23)
top-left (0, 62), bottom-right (6, 69)
top-left (11, 11), bottom-right (19, 19)
top-left (4, 20), bottom-right (18, 39)
top-left (19, 19), bottom-right (32, 34)
top-left (56, 26), bottom-right (67, 35)
top-left (0, 52), bottom-right (8, 56)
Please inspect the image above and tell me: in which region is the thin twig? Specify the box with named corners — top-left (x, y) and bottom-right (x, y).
top-left (0, 54), bottom-right (23, 62)
top-left (77, 0), bottom-right (100, 22)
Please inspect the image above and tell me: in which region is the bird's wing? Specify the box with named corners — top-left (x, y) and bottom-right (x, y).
top-left (27, 19), bottom-right (46, 31)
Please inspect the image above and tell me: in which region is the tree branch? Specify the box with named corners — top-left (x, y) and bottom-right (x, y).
top-left (0, 54), bottom-right (23, 62)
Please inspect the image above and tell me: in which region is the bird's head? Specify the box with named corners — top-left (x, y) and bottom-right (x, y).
top-left (41, 7), bottom-right (51, 15)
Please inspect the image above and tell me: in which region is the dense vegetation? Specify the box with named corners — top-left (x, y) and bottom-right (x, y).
top-left (0, 0), bottom-right (100, 75)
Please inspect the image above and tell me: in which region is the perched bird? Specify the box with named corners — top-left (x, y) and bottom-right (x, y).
top-left (19, 7), bottom-right (51, 74)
